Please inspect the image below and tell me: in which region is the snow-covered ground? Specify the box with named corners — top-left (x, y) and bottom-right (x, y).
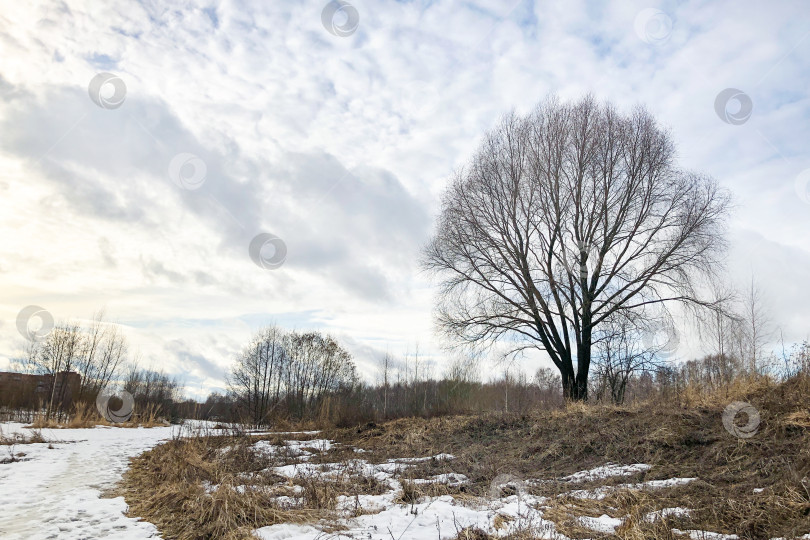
top-left (0, 421), bottom-right (178, 539)
top-left (255, 493), bottom-right (559, 540)
top-left (251, 450), bottom-right (669, 540)
top-left (251, 450), bottom-right (793, 540)
top-left (1, 425), bottom-right (800, 540)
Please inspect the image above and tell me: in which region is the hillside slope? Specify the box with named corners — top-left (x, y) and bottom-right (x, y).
top-left (122, 375), bottom-right (810, 539)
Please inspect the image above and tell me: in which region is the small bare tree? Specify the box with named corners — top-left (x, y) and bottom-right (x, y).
top-left (423, 96), bottom-right (731, 400)
top-left (75, 311), bottom-right (128, 402)
top-left (591, 315), bottom-right (665, 404)
top-left (25, 320), bottom-right (82, 419)
top-left (380, 352), bottom-right (391, 418)
top-left (741, 276), bottom-right (772, 373)
top-left (703, 278), bottom-right (739, 358)
top-left (701, 276), bottom-right (773, 375)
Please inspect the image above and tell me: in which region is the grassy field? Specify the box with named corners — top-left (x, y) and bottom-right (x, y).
top-left (119, 374), bottom-right (810, 539)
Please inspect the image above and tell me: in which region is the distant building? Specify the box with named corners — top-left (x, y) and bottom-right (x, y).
top-left (0, 371), bottom-right (81, 409)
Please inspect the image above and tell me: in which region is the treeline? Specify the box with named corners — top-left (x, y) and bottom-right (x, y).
top-left (205, 361), bottom-right (565, 427)
top-left (122, 364), bottom-right (189, 422)
top-left (203, 322), bottom-right (810, 428)
top-left (20, 311), bottom-right (127, 418)
top-left (8, 308), bottom-right (805, 428)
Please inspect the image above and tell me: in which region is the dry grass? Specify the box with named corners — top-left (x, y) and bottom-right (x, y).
top-left (121, 374), bottom-right (810, 539)
top-left (0, 426), bottom-right (49, 464)
top-left (119, 427), bottom-right (394, 539)
top-left (0, 426), bottom-right (46, 446)
top-left (27, 402), bottom-right (169, 429)
top-left (401, 477), bottom-right (459, 500)
top-left (322, 374), bottom-right (810, 539)
top-left (119, 431), bottom-right (311, 539)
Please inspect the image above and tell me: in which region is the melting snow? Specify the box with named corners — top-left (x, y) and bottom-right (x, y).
top-left (254, 438), bottom-right (333, 460)
top-left (567, 477), bottom-right (697, 500)
top-left (392, 453), bottom-right (455, 463)
top-left (0, 421), bottom-right (177, 539)
top-left (0, 423), bottom-right (713, 540)
top-left (578, 513), bottom-right (624, 534)
top-left (644, 507), bottom-right (691, 521)
top-left (562, 462), bottom-right (652, 482)
top-left (412, 472), bottom-right (469, 487)
top-left (256, 493), bottom-right (564, 540)
top-left (672, 529), bottom-right (739, 539)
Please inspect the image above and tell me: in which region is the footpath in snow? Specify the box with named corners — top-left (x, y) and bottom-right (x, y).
top-left (0, 422), bottom-right (177, 540)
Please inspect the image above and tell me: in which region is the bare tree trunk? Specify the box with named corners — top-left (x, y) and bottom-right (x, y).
top-left (383, 354), bottom-right (389, 419)
top-left (503, 368), bottom-right (509, 413)
top-left (561, 364), bottom-right (577, 400)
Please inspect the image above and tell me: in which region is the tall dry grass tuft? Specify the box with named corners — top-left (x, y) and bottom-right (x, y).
top-left (0, 425), bottom-right (46, 446)
top-left (674, 373), bottom-right (775, 408)
top-left (299, 474), bottom-right (339, 510)
top-left (119, 428), bottom-right (340, 539)
top-left (26, 400), bottom-right (169, 429)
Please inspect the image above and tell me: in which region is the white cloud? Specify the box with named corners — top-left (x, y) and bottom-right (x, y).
top-left (1, 0), bottom-right (808, 395)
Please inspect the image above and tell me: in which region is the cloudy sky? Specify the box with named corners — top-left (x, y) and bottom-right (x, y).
top-left (1, 0), bottom-right (809, 398)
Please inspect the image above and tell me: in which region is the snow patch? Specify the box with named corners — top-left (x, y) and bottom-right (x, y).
top-left (672, 529), bottom-right (739, 539)
top-left (562, 463), bottom-right (651, 483)
top-left (392, 453), bottom-right (455, 463)
top-left (256, 494), bottom-right (565, 540)
top-left (644, 507), bottom-right (691, 521)
top-left (578, 514), bottom-right (623, 534)
top-left (567, 477), bottom-right (697, 500)
top-left (412, 472), bottom-right (469, 487)
top-left (254, 438), bottom-right (333, 461)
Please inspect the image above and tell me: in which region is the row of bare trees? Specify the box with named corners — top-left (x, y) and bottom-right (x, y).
top-left (587, 272), bottom-right (783, 404)
top-left (123, 366), bottom-right (184, 421)
top-left (207, 353), bottom-right (566, 425)
top-left (202, 330), bottom-right (809, 427)
top-left (9, 310), bottom-right (187, 422)
top-left (20, 311), bottom-right (128, 419)
top-left (369, 351), bottom-right (563, 418)
top-left (228, 326), bottom-right (358, 425)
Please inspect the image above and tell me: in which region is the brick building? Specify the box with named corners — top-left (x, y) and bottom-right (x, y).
top-left (0, 371), bottom-right (82, 410)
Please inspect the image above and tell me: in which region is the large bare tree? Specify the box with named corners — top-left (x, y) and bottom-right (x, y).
top-left (423, 96), bottom-right (731, 400)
